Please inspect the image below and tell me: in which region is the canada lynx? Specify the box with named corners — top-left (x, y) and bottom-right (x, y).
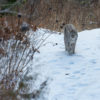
top-left (64, 24), bottom-right (78, 55)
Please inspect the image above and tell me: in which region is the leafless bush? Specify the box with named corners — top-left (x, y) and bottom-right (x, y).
top-left (0, 15), bottom-right (50, 99)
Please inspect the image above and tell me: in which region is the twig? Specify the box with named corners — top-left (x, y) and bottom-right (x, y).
top-left (0, 10), bottom-right (17, 15)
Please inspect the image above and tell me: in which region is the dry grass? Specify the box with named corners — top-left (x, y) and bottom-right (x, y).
top-left (24, 0), bottom-right (100, 31)
top-left (0, 0), bottom-right (100, 32)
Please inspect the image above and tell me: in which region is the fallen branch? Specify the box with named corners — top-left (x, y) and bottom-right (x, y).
top-left (0, 9), bottom-right (17, 15)
top-left (0, 0), bottom-right (23, 15)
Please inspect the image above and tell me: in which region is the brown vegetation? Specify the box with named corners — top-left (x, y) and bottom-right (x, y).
top-left (37, 0), bottom-right (100, 31)
top-left (1, 0), bottom-right (100, 32)
top-left (22, 0), bottom-right (100, 31)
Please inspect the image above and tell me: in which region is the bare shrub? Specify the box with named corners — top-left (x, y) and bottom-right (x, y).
top-left (0, 14), bottom-right (50, 99)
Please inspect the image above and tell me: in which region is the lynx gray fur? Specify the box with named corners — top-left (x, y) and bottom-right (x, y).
top-left (64, 24), bottom-right (78, 55)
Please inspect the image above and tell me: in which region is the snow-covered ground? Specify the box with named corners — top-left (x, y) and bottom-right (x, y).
top-left (33, 28), bottom-right (100, 100)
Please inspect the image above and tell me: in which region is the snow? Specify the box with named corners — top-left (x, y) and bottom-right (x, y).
top-left (33, 28), bottom-right (100, 100)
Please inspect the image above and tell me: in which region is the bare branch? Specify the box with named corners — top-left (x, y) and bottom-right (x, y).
top-left (0, 9), bottom-right (17, 14)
